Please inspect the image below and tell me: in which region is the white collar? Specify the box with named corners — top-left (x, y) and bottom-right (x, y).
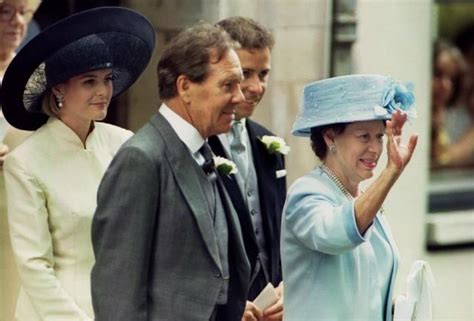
top-left (159, 103), bottom-right (205, 154)
top-left (47, 117), bottom-right (98, 150)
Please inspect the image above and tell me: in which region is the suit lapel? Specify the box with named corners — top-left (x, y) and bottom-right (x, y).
top-left (246, 120), bottom-right (276, 190)
top-left (208, 135), bottom-right (259, 269)
top-left (246, 120), bottom-right (284, 281)
top-left (208, 135), bottom-right (249, 225)
top-left (215, 176), bottom-right (251, 319)
top-left (376, 213), bottom-right (399, 321)
top-left (150, 114), bottom-right (221, 268)
top-left (215, 176), bottom-right (248, 260)
top-left (376, 213), bottom-right (400, 263)
top-left (246, 120), bottom-right (278, 240)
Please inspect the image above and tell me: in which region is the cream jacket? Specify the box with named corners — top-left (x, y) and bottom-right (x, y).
top-left (4, 117), bottom-right (132, 321)
top-left (1, 124), bottom-right (32, 321)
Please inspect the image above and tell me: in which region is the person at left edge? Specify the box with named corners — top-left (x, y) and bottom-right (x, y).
top-left (0, 1), bottom-right (42, 320)
top-left (91, 22), bottom-right (251, 321)
top-left (0, 7), bottom-right (155, 320)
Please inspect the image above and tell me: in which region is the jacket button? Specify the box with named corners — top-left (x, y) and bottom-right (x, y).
top-left (250, 209), bottom-right (257, 216)
top-left (215, 272), bottom-right (221, 278)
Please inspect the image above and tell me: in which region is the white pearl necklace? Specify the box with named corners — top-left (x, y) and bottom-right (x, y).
top-left (320, 164), bottom-right (385, 214)
top-left (320, 164), bottom-right (353, 200)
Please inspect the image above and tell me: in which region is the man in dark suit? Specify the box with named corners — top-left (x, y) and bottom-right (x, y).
top-left (208, 17), bottom-right (287, 321)
top-left (91, 23), bottom-right (250, 321)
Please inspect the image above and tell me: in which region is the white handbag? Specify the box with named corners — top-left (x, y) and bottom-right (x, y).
top-left (393, 260), bottom-right (435, 321)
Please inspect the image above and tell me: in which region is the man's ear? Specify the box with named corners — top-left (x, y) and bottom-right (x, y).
top-left (176, 75), bottom-right (191, 104)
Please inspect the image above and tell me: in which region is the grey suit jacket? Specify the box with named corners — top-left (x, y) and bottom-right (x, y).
top-left (91, 113), bottom-right (251, 321)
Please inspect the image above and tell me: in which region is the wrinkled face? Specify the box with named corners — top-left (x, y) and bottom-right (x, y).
top-left (432, 51), bottom-right (459, 107)
top-left (234, 47), bottom-right (271, 120)
top-left (184, 49), bottom-right (244, 138)
top-left (331, 120), bottom-right (385, 184)
top-left (0, 0), bottom-right (34, 53)
top-left (55, 68), bottom-right (113, 125)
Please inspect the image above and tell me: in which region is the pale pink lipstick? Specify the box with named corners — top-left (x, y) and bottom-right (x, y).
top-left (361, 159), bottom-right (377, 169)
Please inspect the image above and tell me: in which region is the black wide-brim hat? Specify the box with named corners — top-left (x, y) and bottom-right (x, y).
top-left (1, 6), bottom-right (156, 130)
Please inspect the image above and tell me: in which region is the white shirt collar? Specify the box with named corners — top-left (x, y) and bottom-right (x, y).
top-left (159, 103), bottom-right (205, 155)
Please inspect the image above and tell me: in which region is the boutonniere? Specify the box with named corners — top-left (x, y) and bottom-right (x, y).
top-left (259, 135), bottom-right (290, 155)
top-left (213, 156), bottom-right (238, 176)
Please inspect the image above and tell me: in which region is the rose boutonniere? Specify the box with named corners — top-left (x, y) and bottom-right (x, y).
top-left (213, 156), bottom-right (238, 176)
top-left (259, 135), bottom-right (290, 155)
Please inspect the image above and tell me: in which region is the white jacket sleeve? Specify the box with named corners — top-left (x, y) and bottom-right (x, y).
top-left (4, 155), bottom-right (92, 321)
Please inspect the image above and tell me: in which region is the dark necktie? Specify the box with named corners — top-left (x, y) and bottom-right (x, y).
top-left (199, 142), bottom-right (218, 221)
top-left (199, 142), bottom-right (215, 175)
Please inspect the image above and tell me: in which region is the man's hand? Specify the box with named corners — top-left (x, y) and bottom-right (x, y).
top-left (241, 301), bottom-right (263, 321)
top-left (262, 282), bottom-right (283, 321)
top-left (0, 144), bottom-right (9, 167)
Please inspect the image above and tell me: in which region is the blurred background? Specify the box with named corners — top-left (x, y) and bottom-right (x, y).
top-left (4, 0), bottom-right (474, 320)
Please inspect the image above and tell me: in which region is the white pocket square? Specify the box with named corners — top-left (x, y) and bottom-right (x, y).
top-left (276, 169), bottom-right (286, 178)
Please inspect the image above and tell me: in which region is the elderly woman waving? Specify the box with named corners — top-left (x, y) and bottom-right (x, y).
top-left (281, 74), bottom-right (418, 321)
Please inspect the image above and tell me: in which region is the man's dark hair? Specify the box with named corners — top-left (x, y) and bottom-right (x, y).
top-left (216, 16), bottom-right (274, 50)
top-left (157, 22), bottom-right (237, 100)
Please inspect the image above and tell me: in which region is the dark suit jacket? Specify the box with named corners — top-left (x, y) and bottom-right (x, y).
top-left (91, 113), bottom-right (250, 321)
top-left (208, 118), bottom-right (286, 294)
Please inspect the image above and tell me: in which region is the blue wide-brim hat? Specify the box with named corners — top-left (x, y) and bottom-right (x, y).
top-left (292, 74), bottom-right (417, 137)
top-left (1, 6), bottom-right (156, 130)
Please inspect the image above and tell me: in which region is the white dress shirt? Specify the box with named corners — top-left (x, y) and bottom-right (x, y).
top-left (159, 103), bottom-right (206, 164)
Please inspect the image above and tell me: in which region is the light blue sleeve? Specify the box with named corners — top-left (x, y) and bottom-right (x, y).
top-left (284, 175), bottom-right (374, 255)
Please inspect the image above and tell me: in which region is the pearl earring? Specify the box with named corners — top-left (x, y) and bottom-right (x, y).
top-left (330, 145), bottom-right (336, 153)
top-left (56, 95), bottom-right (64, 108)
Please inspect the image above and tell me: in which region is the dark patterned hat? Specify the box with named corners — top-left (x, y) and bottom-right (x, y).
top-left (1, 6), bottom-right (155, 130)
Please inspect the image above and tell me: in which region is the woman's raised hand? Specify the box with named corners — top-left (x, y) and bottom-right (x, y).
top-left (386, 110), bottom-right (418, 173)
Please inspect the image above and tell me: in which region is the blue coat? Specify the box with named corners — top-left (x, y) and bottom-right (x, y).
top-left (281, 167), bottom-right (399, 321)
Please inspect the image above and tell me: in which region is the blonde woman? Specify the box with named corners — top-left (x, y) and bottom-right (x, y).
top-left (1, 7), bottom-right (155, 320)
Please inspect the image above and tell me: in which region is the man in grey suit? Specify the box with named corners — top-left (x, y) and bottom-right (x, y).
top-left (91, 23), bottom-right (250, 321)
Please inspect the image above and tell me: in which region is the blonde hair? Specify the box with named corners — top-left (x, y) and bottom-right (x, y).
top-left (41, 91), bottom-right (61, 117)
top-left (27, 0), bottom-right (42, 12)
